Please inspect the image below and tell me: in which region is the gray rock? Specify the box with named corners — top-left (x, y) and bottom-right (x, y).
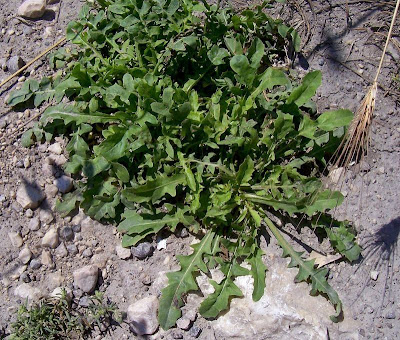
top-left (44, 184), bottom-right (58, 197)
top-left (79, 296), bottom-right (91, 307)
top-left (59, 226), bottom-right (74, 241)
top-left (66, 244), bottom-right (78, 255)
top-left (18, 0), bottom-right (46, 19)
top-left (179, 228), bottom-right (189, 238)
top-left (41, 250), bottom-right (54, 268)
top-left (20, 272), bottom-right (31, 283)
top-left (18, 247), bottom-right (32, 264)
top-left (9, 232), bottom-right (23, 248)
top-left (42, 163), bottom-right (56, 177)
top-left (73, 289), bottom-right (83, 299)
top-left (16, 184), bottom-right (45, 210)
top-left (127, 296), bottom-right (159, 335)
top-left (55, 242), bottom-right (68, 257)
top-left (73, 265), bottom-right (99, 293)
top-left (82, 248), bottom-right (93, 258)
top-left (42, 228), bottom-right (59, 248)
top-left (131, 242), bottom-right (154, 259)
top-left (14, 283), bottom-right (42, 302)
top-left (72, 224), bottom-right (81, 233)
top-left (39, 209), bottom-right (54, 225)
top-left (28, 217), bottom-right (40, 231)
top-left (116, 244), bottom-right (131, 260)
top-left (54, 175), bottom-right (73, 193)
top-left (385, 311), bottom-right (396, 319)
top-left (189, 325), bottom-right (201, 338)
top-left (6, 56), bottom-right (25, 73)
top-left (29, 258), bottom-right (41, 270)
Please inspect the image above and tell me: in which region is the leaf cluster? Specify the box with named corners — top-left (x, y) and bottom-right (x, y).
top-left (9, 0), bottom-right (360, 330)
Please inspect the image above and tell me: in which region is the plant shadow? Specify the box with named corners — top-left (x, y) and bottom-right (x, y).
top-left (349, 217), bottom-right (400, 310)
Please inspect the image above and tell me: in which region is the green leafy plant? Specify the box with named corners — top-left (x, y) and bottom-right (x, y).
top-left (9, 0), bottom-right (361, 330)
top-left (10, 290), bottom-right (121, 339)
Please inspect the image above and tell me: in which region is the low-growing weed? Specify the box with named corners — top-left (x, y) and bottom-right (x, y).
top-left (8, 0), bottom-right (361, 330)
top-left (10, 290), bottom-right (120, 340)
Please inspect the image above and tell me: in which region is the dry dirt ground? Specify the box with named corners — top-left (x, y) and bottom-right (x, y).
top-left (0, 0), bottom-right (399, 339)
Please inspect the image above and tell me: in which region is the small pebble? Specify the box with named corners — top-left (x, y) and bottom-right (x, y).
top-left (189, 325), bottom-right (201, 338)
top-left (28, 217), bottom-right (40, 231)
top-left (9, 232), bottom-right (23, 248)
top-left (72, 224), bottom-right (81, 233)
top-left (18, 247), bottom-right (32, 264)
top-left (370, 271), bottom-right (379, 281)
top-left (82, 248), bottom-right (93, 258)
top-left (131, 242), bottom-right (154, 259)
top-left (29, 258), bottom-right (41, 270)
top-left (60, 226), bottom-right (74, 241)
top-left (66, 244), bottom-right (78, 255)
top-left (25, 209), bottom-right (33, 218)
top-left (385, 311), bottom-right (396, 319)
top-left (20, 272), bottom-right (31, 283)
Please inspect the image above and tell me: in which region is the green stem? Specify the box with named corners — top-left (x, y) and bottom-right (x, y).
top-left (135, 41), bottom-right (144, 67)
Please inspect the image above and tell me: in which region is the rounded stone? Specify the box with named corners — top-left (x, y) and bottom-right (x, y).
top-left (29, 258), bottom-right (41, 270)
top-left (73, 265), bottom-right (99, 293)
top-left (131, 242), bottom-right (154, 259)
top-left (59, 226), bottom-right (74, 241)
top-left (18, 247), bottom-right (32, 264)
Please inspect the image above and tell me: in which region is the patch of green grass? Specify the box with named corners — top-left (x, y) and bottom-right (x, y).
top-left (10, 290), bottom-right (120, 340)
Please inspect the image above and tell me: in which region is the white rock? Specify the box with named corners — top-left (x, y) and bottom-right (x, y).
top-left (28, 216), bottom-right (40, 231)
top-left (156, 238), bottom-right (167, 250)
top-left (50, 287), bottom-right (73, 302)
top-left (41, 228), bottom-right (59, 248)
top-left (25, 209), bottom-right (33, 218)
top-left (370, 271), bottom-right (379, 281)
top-left (211, 259), bottom-right (358, 340)
top-left (48, 142), bottom-right (62, 155)
top-left (176, 317), bottom-right (191, 330)
top-left (53, 175), bottom-right (73, 193)
top-left (41, 250), bottom-right (54, 268)
top-left (9, 232), bottom-right (23, 248)
top-left (127, 296), bottom-right (159, 335)
top-left (115, 244), bottom-right (131, 260)
top-left (73, 265), bottom-right (99, 293)
top-left (14, 283), bottom-right (42, 302)
top-left (16, 184), bottom-right (45, 209)
top-left (18, 247), bottom-right (32, 264)
top-left (18, 0), bottom-right (46, 19)
top-left (39, 209), bottom-right (54, 225)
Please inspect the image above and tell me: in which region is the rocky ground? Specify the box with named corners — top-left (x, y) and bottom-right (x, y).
top-left (0, 0), bottom-right (399, 339)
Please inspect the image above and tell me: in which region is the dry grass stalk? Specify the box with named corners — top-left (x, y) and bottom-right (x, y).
top-left (333, 0), bottom-right (400, 170)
